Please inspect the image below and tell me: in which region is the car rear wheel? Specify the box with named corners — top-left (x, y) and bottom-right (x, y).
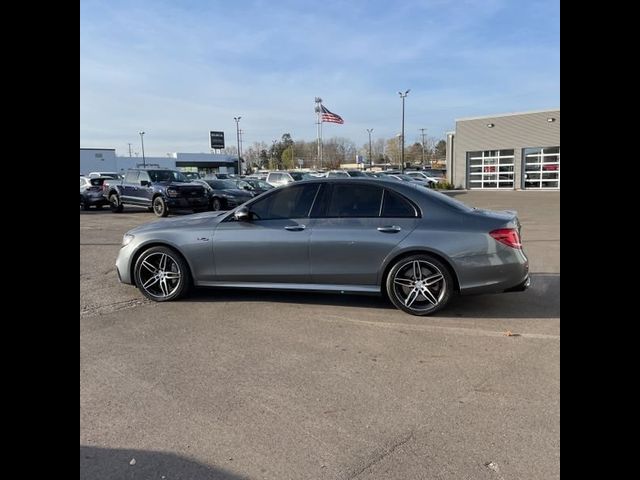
top-left (386, 254), bottom-right (453, 316)
top-left (153, 197), bottom-right (169, 217)
top-left (109, 193), bottom-right (123, 213)
top-left (134, 246), bottom-right (191, 302)
top-left (81, 195), bottom-right (91, 210)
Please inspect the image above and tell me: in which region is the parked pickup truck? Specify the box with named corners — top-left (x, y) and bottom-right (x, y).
top-left (105, 168), bottom-right (209, 217)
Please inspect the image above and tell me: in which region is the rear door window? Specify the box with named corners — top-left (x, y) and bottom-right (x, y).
top-left (325, 184), bottom-right (383, 217)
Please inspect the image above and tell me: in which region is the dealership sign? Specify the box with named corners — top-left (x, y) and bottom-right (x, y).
top-left (210, 131), bottom-right (225, 149)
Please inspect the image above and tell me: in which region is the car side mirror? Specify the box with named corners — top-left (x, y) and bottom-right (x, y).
top-left (234, 206), bottom-right (250, 221)
top-left (140, 180), bottom-right (150, 187)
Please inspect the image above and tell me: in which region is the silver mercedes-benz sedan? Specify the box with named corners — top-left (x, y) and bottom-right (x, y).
top-left (116, 178), bottom-right (529, 316)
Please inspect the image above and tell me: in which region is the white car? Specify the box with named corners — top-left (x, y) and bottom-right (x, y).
top-left (406, 171), bottom-right (442, 185)
top-left (266, 171), bottom-right (314, 187)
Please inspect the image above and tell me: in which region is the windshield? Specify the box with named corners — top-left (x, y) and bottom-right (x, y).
top-left (347, 171), bottom-right (366, 177)
top-left (396, 174), bottom-right (416, 181)
top-left (206, 179), bottom-right (238, 189)
top-left (424, 170), bottom-right (445, 177)
top-left (254, 180), bottom-right (273, 189)
top-left (289, 172), bottom-right (313, 180)
top-left (430, 190), bottom-right (474, 212)
top-left (148, 170), bottom-right (189, 183)
top-left (235, 180), bottom-right (252, 189)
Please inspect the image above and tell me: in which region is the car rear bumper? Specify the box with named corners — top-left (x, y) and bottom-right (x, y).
top-left (83, 193), bottom-right (110, 206)
top-left (456, 247), bottom-right (530, 295)
top-left (503, 275), bottom-right (530, 292)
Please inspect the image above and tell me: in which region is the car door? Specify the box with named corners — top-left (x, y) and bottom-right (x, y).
top-left (308, 183), bottom-right (418, 286)
top-left (211, 183), bottom-right (320, 284)
top-left (121, 170), bottom-right (139, 202)
top-left (136, 170), bottom-right (154, 206)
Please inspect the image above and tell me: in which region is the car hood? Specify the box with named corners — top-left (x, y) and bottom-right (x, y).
top-left (128, 211), bottom-right (228, 234)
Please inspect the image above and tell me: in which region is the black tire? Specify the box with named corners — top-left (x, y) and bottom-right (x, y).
top-left (153, 196), bottom-right (169, 217)
top-left (82, 196), bottom-right (91, 210)
top-left (211, 198), bottom-right (223, 211)
top-left (133, 246), bottom-right (191, 302)
top-left (385, 254), bottom-right (453, 316)
top-left (109, 193), bottom-right (123, 213)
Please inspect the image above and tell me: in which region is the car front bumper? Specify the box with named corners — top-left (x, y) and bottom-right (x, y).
top-left (166, 197), bottom-right (209, 209)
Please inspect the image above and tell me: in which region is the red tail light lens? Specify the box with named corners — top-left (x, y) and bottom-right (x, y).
top-left (490, 228), bottom-right (522, 249)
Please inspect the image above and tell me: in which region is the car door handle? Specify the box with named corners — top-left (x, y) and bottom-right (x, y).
top-left (377, 225), bottom-right (402, 233)
top-left (284, 225), bottom-right (306, 231)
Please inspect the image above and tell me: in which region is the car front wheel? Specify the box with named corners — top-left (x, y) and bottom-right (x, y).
top-left (386, 254), bottom-right (453, 316)
top-left (134, 246), bottom-right (191, 302)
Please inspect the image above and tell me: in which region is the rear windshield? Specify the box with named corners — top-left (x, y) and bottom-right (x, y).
top-left (148, 170), bottom-right (188, 182)
top-left (289, 172), bottom-right (313, 180)
top-left (429, 190), bottom-right (473, 212)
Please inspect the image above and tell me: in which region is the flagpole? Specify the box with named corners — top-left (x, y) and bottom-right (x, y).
top-left (320, 112), bottom-right (323, 169)
top-left (315, 97), bottom-right (322, 169)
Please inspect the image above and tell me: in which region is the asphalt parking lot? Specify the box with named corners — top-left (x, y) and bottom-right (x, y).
top-left (80, 190), bottom-right (559, 480)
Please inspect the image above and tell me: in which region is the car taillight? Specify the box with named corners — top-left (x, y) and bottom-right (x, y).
top-left (490, 228), bottom-right (522, 249)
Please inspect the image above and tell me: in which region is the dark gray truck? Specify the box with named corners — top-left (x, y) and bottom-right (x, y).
top-left (105, 168), bottom-right (209, 217)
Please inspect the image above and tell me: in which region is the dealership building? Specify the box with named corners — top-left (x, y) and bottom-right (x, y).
top-left (80, 149), bottom-right (239, 176)
top-left (446, 109), bottom-right (560, 190)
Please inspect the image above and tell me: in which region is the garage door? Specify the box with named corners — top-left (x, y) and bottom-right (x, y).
top-left (523, 147), bottom-right (560, 189)
top-left (467, 150), bottom-right (515, 189)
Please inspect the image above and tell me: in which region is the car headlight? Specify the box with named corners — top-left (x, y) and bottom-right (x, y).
top-left (122, 233), bottom-right (135, 247)
top-left (166, 188), bottom-right (179, 197)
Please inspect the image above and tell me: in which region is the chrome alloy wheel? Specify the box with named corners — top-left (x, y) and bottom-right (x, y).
top-left (391, 259), bottom-right (446, 313)
top-left (137, 252), bottom-right (182, 299)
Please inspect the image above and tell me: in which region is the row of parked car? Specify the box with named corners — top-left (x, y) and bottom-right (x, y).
top-left (80, 168), bottom-right (447, 218)
top-left (80, 170), bottom-right (276, 216)
top-left (259, 169), bottom-right (446, 189)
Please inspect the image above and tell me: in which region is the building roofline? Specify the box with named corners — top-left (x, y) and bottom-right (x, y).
top-left (455, 108), bottom-right (560, 122)
top-left (80, 148), bottom-right (116, 151)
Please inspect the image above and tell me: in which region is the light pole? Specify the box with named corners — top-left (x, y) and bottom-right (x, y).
top-left (419, 128), bottom-right (427, 167)
top-left (139, 131), bottom-right (146, 167)
top-left (233, 116), bottom-right (241, 175)
top-left (398, 89), bottom-right (410, 173)
top-left (366, 128), bottom-right (374, 170)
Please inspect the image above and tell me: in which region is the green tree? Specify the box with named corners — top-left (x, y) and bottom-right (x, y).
top-left (282, 146), bottom-right (295, 170)
top-left (406, 142), bottom-right (423, 166)
top-left (259, 149), bottom-right (269, 168)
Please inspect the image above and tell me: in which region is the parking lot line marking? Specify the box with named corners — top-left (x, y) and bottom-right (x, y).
top-left (317, 315), bottom-right (560, 340)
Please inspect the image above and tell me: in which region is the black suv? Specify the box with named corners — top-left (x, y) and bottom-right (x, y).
top-left (105, 168), bottom-right (208, 217)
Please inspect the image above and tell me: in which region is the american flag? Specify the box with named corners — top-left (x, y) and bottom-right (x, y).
top-left (320, 104), bottom-right (344, 124)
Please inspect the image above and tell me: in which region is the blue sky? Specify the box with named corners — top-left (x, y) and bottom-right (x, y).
top-left (80, 0), bottom-right (559, 156)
